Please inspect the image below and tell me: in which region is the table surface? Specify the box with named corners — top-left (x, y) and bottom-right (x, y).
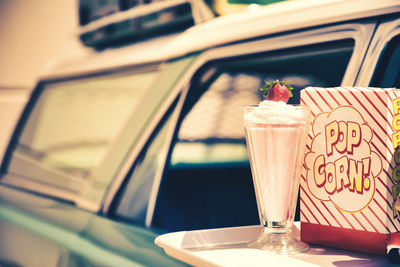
top-left (155, 223), bottom-right (397, 267)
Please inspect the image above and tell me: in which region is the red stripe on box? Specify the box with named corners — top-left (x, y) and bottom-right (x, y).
top-left (360, 211), bottom-right (379, 233)
top-left (374, 199), bottom-right (399, 232)
top-left (373, 90), bottom-right (394, 117)
top-left (382, 164), bottom-right (395, 185)
top-left (372, 134), bottom-right (394, 165)
top-left (337, 88), bottom-right (381, 137)
top-left (304, 90), bottom-right (324, 113)
top-left (337, 89), bottom-right (352, 105)
top-left (385, 89), bottom-right (394, 100)
top-left (393, 90), bottom-right (400, 99)
top-left (300, 195), bottom-right (321, 224)
top-left (373, 198), bottom-right (399, 232)
top-left (368, 206), bottom-right (390, 232)
top-left (375, 176), bottom-right (394, 208)
top-left (300, 210), bottom-right (310, 223)
top-left (300, 184), bottom-right (332, 226)
top-left (302, 93), bottom-right (318, 118)
top-left (371, 142), bottom-right (392, 171)
top-left (377, 174), bottom-right (394, 200)
top-left (320, 201), bottom-right (343, 228)
top-left (377, 176), bottom-right (391, 196)
top-left (316, 90), bottom-right (333, 110)
top-left (371, 130), bottom-right (394, 160)
top-left (354, 87), bottom-right (391, 120)
top-left (346, 92), bottom-right (392, 149)
top-left (334, 206), bottom-right (356, 230)
top-left (351, 213), bottom-right (368, 231)
top-left (374, 184), bottom-right (398, 231)
top-left (375, 184), bottom-right (397, 219)
top-left (360, 92), bottom-right (393, 131)
top-left (327, 90), bottom-right (341, 106)
top-left (301, 173), bottom-right (306, 182)
top-left (301, 222), bottom-right (387, 255)
top-left (377, 175), bottom-right (394, 199)
top-left (343, 89), bottom-right (393, 152)
top-left (301, 182), bottom-right (334, 224)
top-left (344, 177), bottom-right (390, 236)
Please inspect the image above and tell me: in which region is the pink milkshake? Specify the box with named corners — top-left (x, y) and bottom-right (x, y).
top-left (244, 100), bottom-right (310, 254)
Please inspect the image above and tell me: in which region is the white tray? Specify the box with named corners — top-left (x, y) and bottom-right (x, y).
top-left (155, 223), bottom-right (395, 267)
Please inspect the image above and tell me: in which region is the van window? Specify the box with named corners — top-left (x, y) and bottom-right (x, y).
top-left (112, 97), bottom-right (180, 225)
top-left (371, 35), bottom-right (400, 88)
top-left (152, 39), bottom-right (354, 231)
top-left (5, 65), bottom-right (160, 193)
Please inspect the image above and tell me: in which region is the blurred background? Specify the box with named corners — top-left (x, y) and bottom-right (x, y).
top-left (0, 1), bottom-right (86, 88)
top-left (0, 0), bottom-right (284, 89)
top-left (0, 0), bottom-right (281, 162)
top-left (0, 0), bottom-right (89, 161)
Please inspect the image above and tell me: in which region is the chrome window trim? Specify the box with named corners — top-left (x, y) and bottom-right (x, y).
top-left (144, 83), bottom-right (191, 227)
top-left (100, 61), bottom-right (198, 213)
top-left (356, 17), bottom-right (400, 86)
top-left (100, 21), bottom-right (376, 225)
top-left (1, 173), bottom-right (78, 203)
top-left (182, 22), bottom-right (374, 87)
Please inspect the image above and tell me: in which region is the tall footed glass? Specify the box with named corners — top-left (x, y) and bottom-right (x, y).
top-left (244, 103), bottom-right (311, 254)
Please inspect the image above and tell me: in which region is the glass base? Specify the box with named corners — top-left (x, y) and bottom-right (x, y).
top-left (247, 228), bottom-right (309, 255)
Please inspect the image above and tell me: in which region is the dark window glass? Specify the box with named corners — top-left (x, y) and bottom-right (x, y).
top-left (371, 35), bottom-right (400, 88)
top-left (152, 40), bottom-right (354, 231)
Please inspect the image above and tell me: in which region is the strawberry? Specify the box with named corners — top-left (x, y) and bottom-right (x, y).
top-left (260, 80), bottom-right (293, 103)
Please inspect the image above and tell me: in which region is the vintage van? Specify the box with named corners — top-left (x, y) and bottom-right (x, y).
top-left (0, 0), bottom-right (399, 266)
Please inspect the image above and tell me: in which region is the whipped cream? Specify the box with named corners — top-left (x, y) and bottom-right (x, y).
top-left (245, 100), bottom-right (308, 124)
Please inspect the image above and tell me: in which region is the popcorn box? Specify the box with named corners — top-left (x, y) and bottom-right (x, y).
top-left (300, 87), bottom-right (400, 255)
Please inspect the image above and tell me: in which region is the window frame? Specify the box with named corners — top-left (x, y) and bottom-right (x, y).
top-left (0, 62), bottom-right (164, 206)
top-left (102, 20), bottom-right (377, 227)
top-left (356, 16), bottom-right (400, 86)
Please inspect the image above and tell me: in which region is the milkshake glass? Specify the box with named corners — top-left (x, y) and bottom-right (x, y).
top-left (244, 101), bottom-right (310, 254)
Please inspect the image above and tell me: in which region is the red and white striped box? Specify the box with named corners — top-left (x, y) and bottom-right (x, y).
top-left (300, 87), bottom-right (400, 255)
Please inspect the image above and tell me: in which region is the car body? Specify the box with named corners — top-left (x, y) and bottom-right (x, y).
top-left (1, 0), bottom-right (400, 266)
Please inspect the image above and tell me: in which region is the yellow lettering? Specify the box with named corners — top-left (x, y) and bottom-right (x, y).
top-left (336, 121), bottom-right (347, 153)
top-left (348, 159), bottom-right (363, 194)
top-left (393, 132), bottom-right (400, 149)
top-left (393, 97), bottom-right (400, 114)
top-left (325, 162), bottom-right (336, 194)
top-left (314, 155), bottom-right (326, 187)
top-left (326, 121), bottom-right (338, 156)
top-left (347, 122), bottom-right (361, 154)
top-left (393, 114), bottom-right (400, 131)
top-left (335, 156), bottom-right (350, 193)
